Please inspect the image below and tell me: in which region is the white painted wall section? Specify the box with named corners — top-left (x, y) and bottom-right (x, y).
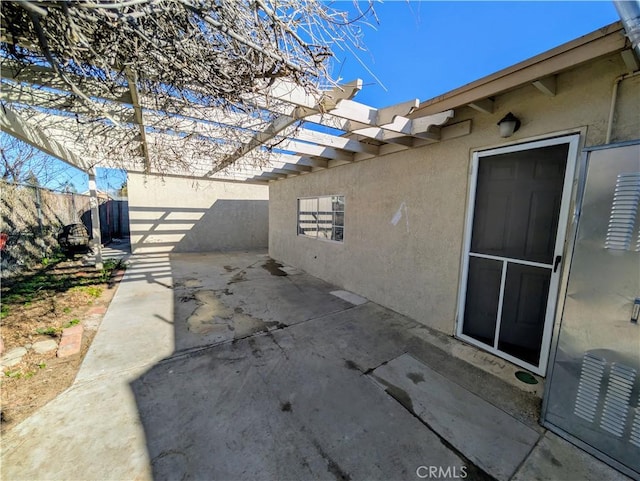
top-left (128, 173), bottom-right (269, 253)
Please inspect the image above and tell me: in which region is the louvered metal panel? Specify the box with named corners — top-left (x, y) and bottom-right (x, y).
top-left (600, 364), bottom-right (636, 437)
top-left (542, 142), bottom-right (640, 479)
top-left (574, 354), bottom-right (606, 422)
top-left (631, 403), bottom-right (640, 448)
top-left (605, 172), bottom-right (640, 251)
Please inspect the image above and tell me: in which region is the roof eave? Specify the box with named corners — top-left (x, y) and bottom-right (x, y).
top-left (412, 21), bottom-right (630, 117)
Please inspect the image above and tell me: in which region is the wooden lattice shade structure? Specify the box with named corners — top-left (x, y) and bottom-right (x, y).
top-left (0, 1), bottom-right (463, 183)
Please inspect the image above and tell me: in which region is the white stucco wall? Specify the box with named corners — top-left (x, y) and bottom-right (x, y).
top-left (128, 173), bottom-right (269, 253)
top-left (269, 53), bottom-right (640, 335)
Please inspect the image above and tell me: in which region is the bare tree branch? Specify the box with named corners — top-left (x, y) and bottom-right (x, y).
top-left (0, 0), bottom-right (374, 176)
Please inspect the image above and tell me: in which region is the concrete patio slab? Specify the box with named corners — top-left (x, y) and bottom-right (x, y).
top-left (280, 301), bottom-right (417, 373)
top-left (512, 431), bottom-right (632, 481)
top-left (170, 252), bottom-right (355, 353)
top-left (75, 253), bottom-right (175, 382)
top-left (371, 354), bottom-right (540, 481)
top-left (131, 331), bottom-right (466, 481)
top-left (1, 375), bottom-right (151, 481)
top-left (1, 250), bottom-right (631, 481)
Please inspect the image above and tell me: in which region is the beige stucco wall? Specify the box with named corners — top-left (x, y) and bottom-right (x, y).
top-left (128, 173), bottom-right (269, 253)
top-left (269, 53), bottom-right (640, 335)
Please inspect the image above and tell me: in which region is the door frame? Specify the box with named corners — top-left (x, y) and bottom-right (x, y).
top-left (455, 134), bottom-right (581, 376)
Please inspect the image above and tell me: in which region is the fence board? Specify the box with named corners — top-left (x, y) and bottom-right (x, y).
top-left (0, 182), bottom-right (128, 275)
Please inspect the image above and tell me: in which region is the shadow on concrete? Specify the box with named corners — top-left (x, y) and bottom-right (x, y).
top-left (3, 253), bottom-right (623, 481)
top-left (125, 252), bottom-right (544, 481)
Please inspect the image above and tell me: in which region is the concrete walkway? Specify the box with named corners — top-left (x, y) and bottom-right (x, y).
top-left (1, 251), bottom-right (630, 481)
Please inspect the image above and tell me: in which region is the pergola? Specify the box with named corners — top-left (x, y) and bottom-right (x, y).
top-left (0, 4), bottom-right (471, 266)
top-left (1, 60), bottom-right (468, 183)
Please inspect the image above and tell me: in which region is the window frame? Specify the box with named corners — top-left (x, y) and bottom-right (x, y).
top-left (297, 195), bottom-right (345, 243)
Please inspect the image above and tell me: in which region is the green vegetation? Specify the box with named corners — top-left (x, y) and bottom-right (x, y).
top-left (71, 285), bottom-right (102, 298)
top-left (38, 362), bottom-right (46, 369)
top-left (100, 258), bottom-right (127, 282)
top-left (63, 318), bottom-right (81, 329)
top-left (41, 251), bottom-right (65, 267)
top-left (1, 257), bottom-right (125, 315)
top-left (35, 326), bottom-right (59, 337)
top-left (103, 258), bottom-right (125, 270)
top-left (5, 369), bottom-right (37, 379)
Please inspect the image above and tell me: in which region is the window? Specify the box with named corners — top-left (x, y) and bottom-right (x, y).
top-left (298, 195), bottom-right (344, 242)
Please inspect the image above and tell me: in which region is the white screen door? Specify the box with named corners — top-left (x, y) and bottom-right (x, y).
top-left (457, 135), bottom-right (579, 375)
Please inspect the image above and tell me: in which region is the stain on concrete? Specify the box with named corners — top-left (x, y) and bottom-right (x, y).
top-left (151, 450), bottom-right (188, 481)
top-left (186, 290), bottom-right (266, 339)
top-left (344, 360), bottom-right (361, 371)
top-left (266, 321), bottom-right (287, 330)
top-left (186, 291), bottom-right (232, 335)
top-left (385, 385), bottom-right (415, 416)
top-left (372, 376), bottom-right (415, 415)
top-left (228, 271), bottom-right (246, 284)
top-left (326, 457), bottom-right (351, 481)
top-left (281, 401), bottom-right (292, 412)
top-left (407, 372), bottom-right (425, 384)
top-left (262, 259), bottom-right (288, 276)
top-left (248, 338), bottom-right (262, 358)
top-left (541, 447), bottom-right (563, 468)
top-left (265, 330), bottom-right (290, 360)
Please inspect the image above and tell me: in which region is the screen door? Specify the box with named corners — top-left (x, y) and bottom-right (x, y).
top-left (457, 135), bottom-right (579, 375)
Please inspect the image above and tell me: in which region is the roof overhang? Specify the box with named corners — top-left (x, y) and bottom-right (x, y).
top-left (412, 21), bottom-right (632, 117)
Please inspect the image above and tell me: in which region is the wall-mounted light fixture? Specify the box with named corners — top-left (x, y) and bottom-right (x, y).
top-left (497, 112), bottom-right (521, 138)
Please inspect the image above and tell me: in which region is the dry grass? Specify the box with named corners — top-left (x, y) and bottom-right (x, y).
top-left (1, 255), bottom-right (125, 433)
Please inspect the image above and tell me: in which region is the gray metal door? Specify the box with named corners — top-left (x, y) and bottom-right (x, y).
top-left (542, 142), bottom-right (640, 479)
top-left (457, 135), bottom-right (579, 375)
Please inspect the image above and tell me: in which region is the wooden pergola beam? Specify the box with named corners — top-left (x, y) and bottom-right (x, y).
top-left (1, 58), bottom-right (133, 104)
top-left (0, 50), bottom-right (468, 183)
top-left (0, 103), bottom-right (92, 171)
top-left (206, 80), bottom-right (363, 176)
top-left (125, 67), bottom-right (151, 173)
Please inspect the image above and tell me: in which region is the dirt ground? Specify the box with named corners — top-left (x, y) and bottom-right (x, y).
top-left (0, 254), bottom-right (125, 433)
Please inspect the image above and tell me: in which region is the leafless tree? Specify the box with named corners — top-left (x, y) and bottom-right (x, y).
top-left (0, 1), bottom-right (375, 175)
top-left (1, 132), bottom-right (80, 186)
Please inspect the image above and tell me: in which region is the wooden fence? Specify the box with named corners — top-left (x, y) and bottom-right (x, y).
top-left (0, 182), bottom-right (129, 276)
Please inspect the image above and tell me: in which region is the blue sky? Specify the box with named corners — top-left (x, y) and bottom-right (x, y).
top-left (6, 1), bottom-right (620, 192)
top-left (329, 1), bottom-right (619, 107)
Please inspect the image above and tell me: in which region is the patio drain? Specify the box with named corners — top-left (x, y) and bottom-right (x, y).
top-left (515, 371), bottom-right (538, 385)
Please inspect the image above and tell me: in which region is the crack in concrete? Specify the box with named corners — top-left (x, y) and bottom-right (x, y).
top-left (369, 374), bottom-right (496, 481)
top-left (151, 449), bottom-right (189, 481)
top-left (310, 438), bottom-right (352, 481)
top-left (265, 330), bottom-right (290, 360)
top-left (73, 297), bottom-right (367, 386)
